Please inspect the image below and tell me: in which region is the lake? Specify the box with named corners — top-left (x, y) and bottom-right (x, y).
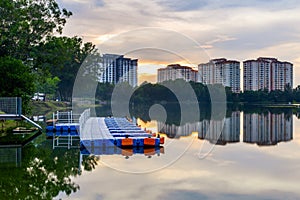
top-left (1, 106), bottom-right (300, 199)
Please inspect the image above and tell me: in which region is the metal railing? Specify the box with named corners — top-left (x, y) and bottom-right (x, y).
top-left (0, 97), bottom-right (22, 115)
top-left (52, 110), bottom-right (81, 125)
top-left (52, 135), bottom-right (80, 149)
top-left (79, 109), bottom-right (91, 136)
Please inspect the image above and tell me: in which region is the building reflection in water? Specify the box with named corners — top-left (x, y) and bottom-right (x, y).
top-left (157, 111), bottom-right (240, 145)
top-left (198, 111), bottom-right (240, 145)
top-left (157, 111), bottom-right (293, 146)
top-left (243, 112), bottom-right (293, 146)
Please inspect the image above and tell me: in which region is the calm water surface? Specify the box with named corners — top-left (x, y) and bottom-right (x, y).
top-left (1, 109), bottom-right (300, 199)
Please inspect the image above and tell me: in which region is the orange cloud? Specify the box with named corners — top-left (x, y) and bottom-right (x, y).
top-left (138, 73), bottom-right (157, 84)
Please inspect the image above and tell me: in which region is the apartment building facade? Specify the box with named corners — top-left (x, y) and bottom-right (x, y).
top-left (157, 64), bottom-right (198, 83)
top-left (243, 57), bottom-right (293, 91)
top-left (99, 54), bottom-right (138, 87)
top-left (198, 58), bottom-right (240, 93)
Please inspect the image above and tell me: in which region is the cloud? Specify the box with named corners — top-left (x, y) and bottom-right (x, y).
top-left (157, 0), bottom-right (208, 11)
top-left (159, 189), bottom-right (300, 200)
top-left (97, 28), bottom-right (211, 65)
top-left (58, 0), bottom-right (300, 86)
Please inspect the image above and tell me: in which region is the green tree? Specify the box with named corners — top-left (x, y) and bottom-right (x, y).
top-left (35, 76), bottom-right (60, 100)
top-left (33, 36), bottom-right (96, 101)
top-left (0, 0), bottom-right (72, 60)
top-left (96, 83), bottom-right (115, 102)
top-left (0, 56), bottom-right (35, 112)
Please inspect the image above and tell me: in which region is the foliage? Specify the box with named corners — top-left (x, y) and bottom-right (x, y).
top-left (0, 142), bottom-right (80, 199)
top-left (0, 138), bottom-right (103, 199)
top-left (0, 0), bottom-right (72, 60)
top-left (33, 36), bottom-right (96, 101)
top-left (35, 76), bottom-right (60, 99)
top-left (29, 100), bottom-right (70, 116)
top-left (240, 89), bottom-right (294, 103)
top-left (0, 56), bottom-right (35, 112)
top-left (0, 0), bottom-right (100, 102)
top-left (95, 80), bottom-right (300, 108)
top-left (96, 83), bottom-right (115, 102)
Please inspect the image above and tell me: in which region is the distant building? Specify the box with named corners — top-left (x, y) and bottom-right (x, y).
top-left (157, 64), bottom-right (198, 83)
top-left (243, 57), bottom-right (293, 91)
top-left (98, 54), bottom-right (138, 87)
top-left (32, 93), bottom-right (46, 101)
top-left (198, 58), bottom-right (240, 93)
top-left (243, 112), bottom-right (293, 146)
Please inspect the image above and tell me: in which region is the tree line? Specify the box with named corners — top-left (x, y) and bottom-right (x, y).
top-left (96, 80), bottom-right (300, 104)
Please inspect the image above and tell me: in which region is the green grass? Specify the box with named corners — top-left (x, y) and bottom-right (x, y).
top-left (0, 120), bottom-right (41, 146)
top-left (0, 120), bottom-right (18, 133)
top-left (29, 100), bottom-right (70, 115)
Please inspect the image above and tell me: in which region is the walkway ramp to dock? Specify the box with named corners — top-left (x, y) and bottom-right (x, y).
top-left (0, 97), bottom-right (42, 130)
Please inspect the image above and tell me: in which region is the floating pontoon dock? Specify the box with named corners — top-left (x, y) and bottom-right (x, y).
top-left (46, 109), bottom-right (165, 150)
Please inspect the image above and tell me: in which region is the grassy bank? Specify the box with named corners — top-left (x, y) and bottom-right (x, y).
top-left (0, 119), bottom-right (42, 146)
top-left (29, 100), bottom-right (71, 115)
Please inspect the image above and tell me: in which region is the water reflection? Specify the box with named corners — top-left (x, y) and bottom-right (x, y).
top-left (243, 112), bottom-right (293, 146)
top-left (1, 106), bottom-right (299, 199)
top-left (81, 154), bottom-right (100, 172)
top-left (57, 106), bottom-right (300, 199)
top-left (0, 141), bottom-right (81, 199)
top-left (198, 111), bottom-right (240, 145)
top-left (0, 147), bottom-right (22, 167)
top-left (80, 145), bottom-right (164, 158)
top-left (154, 109), bottom-right (293, 146)
top-left (156, 111), bottom-right (240, 144)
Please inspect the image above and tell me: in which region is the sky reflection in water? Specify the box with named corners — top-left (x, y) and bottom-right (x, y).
top-left (57, 110), bottom-right (300, 200)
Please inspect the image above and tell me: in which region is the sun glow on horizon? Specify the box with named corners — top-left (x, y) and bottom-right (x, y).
top-left (137, 61), bottom-right (199, 85)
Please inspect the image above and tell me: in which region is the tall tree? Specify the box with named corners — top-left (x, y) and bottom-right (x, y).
top-left (0, 0), bottom-right (72, 61)
top-left (33, 36), bottom-right (97, 101)
top-left (0, 56), bottom-right (35, 112)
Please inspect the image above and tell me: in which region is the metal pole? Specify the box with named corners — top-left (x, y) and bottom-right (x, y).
top-left (15, 97), bottom-right (17, 115)
top-left (71, 110), bottom-right (73, 123)
top-left (68, 111), bottom-right (70, 124)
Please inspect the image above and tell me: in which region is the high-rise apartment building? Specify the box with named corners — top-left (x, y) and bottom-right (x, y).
top-left (198, 58), bottom-right (240, 93)
top-left (157, 64), bottom-right (198, 83)
top-left (98, 54), bottom-right (138, 87)
top-left (243, 57), bottom-right (293, 91)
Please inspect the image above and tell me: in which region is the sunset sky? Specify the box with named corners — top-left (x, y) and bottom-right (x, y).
top-left (57, 0), bottom-right (300, 86)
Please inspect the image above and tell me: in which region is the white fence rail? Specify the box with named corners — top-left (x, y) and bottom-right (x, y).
top-left (79, 109), bottom-right (90, 136)
top-left (52, 110), bottom-right (81, 125)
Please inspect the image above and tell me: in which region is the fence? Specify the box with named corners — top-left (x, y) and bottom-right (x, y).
top-left (79, 109), bottom-right (91, 135)
top-left (0, 97), bottom-right (22, 115)
top-left (52, 110), bottom-right (80, 125)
